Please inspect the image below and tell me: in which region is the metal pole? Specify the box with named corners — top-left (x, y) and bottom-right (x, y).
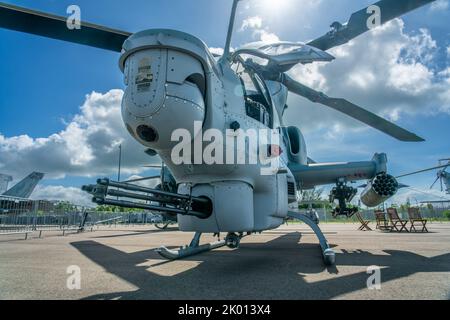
top-left (117, 144), bottom-right (122, 200)
top-left (117, 144), bottom-right (122, 182)
top-left (161, 161), bottom-right (165, 189)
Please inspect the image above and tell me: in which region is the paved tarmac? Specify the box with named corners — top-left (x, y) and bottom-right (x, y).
top-left (0, 222), bottom-right (449, 300)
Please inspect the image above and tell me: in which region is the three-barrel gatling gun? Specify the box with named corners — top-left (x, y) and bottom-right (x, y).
top-left (82, 178), bottom-right (212, 219)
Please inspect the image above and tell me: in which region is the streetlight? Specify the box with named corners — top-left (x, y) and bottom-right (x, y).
top-left (117, 144), bottom-right (122, 201)
top-left (117, 144), bottom-right (122, 182)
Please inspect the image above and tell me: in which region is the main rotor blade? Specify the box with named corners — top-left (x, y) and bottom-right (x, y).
top-left (396, 164), bottom-right (450, 178)
top-left (307, 0), bottom-right (435, 51)
top-left (282, 75), bottom-right (425, 142)
top-left (0, 2), bottom-right (131, 52)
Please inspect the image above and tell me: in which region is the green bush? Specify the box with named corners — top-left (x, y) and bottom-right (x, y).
top-left (443, 210), bottom-right (450, 220)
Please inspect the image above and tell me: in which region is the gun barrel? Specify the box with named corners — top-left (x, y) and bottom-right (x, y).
top-left (97, 178), bottom-right (209, 203)
top-left (94, 197), bottom-right (209, 219)
top-left (82, 178), bottom-right (213, 220)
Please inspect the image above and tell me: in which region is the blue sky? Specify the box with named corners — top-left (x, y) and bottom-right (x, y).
top-left (0, 0), bottom-right (449, 205)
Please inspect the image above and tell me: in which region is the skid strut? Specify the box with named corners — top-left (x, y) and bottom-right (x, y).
top-left (156, 232), bottom-right (226, 260)
top-left (288, 211), bottom-right (336, 265)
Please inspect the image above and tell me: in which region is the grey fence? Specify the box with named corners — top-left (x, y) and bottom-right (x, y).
top-left (2, 195), bottom-right (448, 237)
top-left (306, 206), bottom-right (449, 223)
top-left (0, 195), bottom-right (165, 237)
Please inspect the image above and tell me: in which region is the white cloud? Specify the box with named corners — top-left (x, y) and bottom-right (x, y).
top-left (402, 28), bottom-right (437, 64)
top-left (387, 62), bottom-right (433, 95)
top-left (246, 0), bottom-right (323, 23)
top-left (239, 15), bottom-right (280, 43)
top-left (28, 174), bottom-right (161, 206)
top-left (240, 16), bottom-right (262, 31)
top-left (430, 0), bottom-right (449, 11)
top-left (31, 185), bottom-right (94, 207)
top-left (254, 29), bottom-right (280, 43)
top-left (0, 90), bottom-right (157, 181)
top-left (209, 47), bottom-right (224, 56)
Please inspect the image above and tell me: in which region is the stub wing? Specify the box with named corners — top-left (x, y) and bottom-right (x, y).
top-left (289, 153), bottom-right (387, 190)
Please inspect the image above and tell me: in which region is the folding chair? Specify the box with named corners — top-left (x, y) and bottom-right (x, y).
top-left (374, 210), bottom-right (392, 232)
top-left (407, 207), bottom-right (428, 233)
top-left (386, 208), bottom-right (409, 232)
top-left (355, 212), bottom-right (372, 231)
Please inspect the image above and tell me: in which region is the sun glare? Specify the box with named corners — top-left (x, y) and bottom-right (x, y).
top-left (259, 0), bottom-right (292, 14)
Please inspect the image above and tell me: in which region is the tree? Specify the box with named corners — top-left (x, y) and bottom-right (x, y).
top-left (95, 204), bottom-right (139, 213)
top-left (300, 188), bottom-right (324, 202)
top-left (299, 188), bottom-right (329, 209)
top-left (443, 210), bottom-right (450, 220)
top-left (54, 201), bottom-right (76, 212)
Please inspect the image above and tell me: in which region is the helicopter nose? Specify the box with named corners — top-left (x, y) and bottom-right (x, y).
top-left (121, 48), bottom-right (205, 150)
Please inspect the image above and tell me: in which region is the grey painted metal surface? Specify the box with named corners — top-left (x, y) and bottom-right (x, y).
top-left (157, 232), bottom-right (226, 260)
top-left (287, 211), bottom-right (335, 265)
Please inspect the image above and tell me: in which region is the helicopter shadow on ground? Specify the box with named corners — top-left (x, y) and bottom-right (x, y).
top-left (70, 232), bottom-right (450, 300)
top-left (91, 227), bottom-right (179, 239)
top-left (264, 231), bottom-right (338, 235)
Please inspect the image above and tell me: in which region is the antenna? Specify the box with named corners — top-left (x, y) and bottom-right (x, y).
top-left (223, 0), bottom-right (240, 60)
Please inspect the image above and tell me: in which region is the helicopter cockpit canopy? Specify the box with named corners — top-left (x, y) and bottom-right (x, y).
top-left (232, 41), bottom-right (335, 73)
top-left (233, 62), bottom-right (278, 128)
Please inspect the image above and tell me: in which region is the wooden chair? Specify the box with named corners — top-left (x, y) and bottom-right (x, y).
top-left (374, 210), bottom-right (392, 232)
top-left (355, 212), bottom-right (372, 231)
top-left (386, 208), bottom-right (409, 232)
top-left (407, 207), bottom-right (428, 233)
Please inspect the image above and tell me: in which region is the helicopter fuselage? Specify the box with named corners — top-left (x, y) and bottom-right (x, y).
top-left (119, 29), bottom-right (387, 233)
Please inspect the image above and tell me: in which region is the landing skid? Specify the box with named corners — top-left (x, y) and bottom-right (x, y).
top-left (155, 221), bottom-right (171, 230)
top-left (288, 211), bottom-right (336, 265)
top-left (156, 214), bottom-right (335, 266)
top-left (156, 232), bottom-right (226, 260)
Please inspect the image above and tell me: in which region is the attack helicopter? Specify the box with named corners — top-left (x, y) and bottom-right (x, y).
top-left (397, 159), bottom-right (450, 194)
top-left (0, 0), bottom-right (436, 265)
